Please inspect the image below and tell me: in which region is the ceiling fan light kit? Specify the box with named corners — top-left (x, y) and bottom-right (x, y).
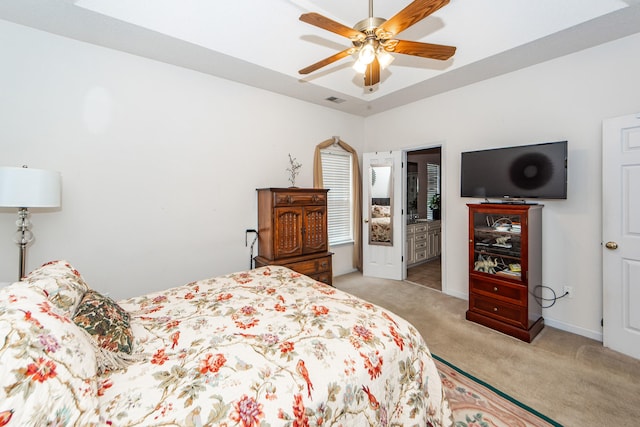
top-left (358, 40), bottom-right (377, 65)
top-left (298, 0), bottom-right (456, 88)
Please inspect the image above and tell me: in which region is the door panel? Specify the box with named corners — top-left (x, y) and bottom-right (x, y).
top-left (362, 151), bottom-right (404, 280)
top-left (274, 207), bottom-right (303, 258)
top-left (603, 113), bottom-right (640, 360)
top-left (303, 206), bottom-right (328, 253)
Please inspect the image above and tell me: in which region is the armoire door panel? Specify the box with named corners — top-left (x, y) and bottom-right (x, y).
top-left (274, 207), bottom-right (303, 258)
top-left (303, 206), bottom-right (328, 253)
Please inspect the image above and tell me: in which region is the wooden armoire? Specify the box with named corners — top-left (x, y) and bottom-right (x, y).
top-left (254, 188), bottom-right (333, 285)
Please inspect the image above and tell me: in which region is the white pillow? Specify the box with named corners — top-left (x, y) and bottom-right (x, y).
top-left (0, 283), bottom-right (102, 425)
top-left (21, 260), bottom-right (90, 317)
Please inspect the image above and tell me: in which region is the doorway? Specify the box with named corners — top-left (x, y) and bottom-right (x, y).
top-left (405, 146), bottom-right (442, 291)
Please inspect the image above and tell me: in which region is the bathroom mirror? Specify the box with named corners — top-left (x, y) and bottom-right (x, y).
top-left (369, 163), bottom-right (393, 246)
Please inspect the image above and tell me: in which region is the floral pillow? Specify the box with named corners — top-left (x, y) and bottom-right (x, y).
top-left (0, 283), bottom-right (102, 425)
top-left (73, 289), bottom-right (136, 373)
top-left (22, 260), bottom-right (89, 316)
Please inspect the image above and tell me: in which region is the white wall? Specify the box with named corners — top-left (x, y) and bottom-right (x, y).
top-left (0, 20), bottom-right (363, 298)
top-left (3, 18), bottom-right (639, 342)
top-left (364, 33), bottom-right (640, 340)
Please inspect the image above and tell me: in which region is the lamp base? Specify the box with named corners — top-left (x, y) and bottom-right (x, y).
top-left (14, 207), bottom-right (33, 280)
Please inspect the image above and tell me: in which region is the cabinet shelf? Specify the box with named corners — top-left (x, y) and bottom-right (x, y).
top-left (474, 226), bottom-right (522, 235)
top-left (474, 247), bottom-right (521, 260)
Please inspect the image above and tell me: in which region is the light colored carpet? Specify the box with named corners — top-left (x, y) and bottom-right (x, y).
top-left (334, 271), bottom-right (640, 427)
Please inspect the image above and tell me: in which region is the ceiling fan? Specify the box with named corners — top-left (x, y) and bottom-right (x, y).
top-left (298, 0), bottom-right (456, 88)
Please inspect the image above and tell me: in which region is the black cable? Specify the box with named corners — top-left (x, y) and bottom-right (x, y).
top-left (531, 285), bottom-right (570, 308)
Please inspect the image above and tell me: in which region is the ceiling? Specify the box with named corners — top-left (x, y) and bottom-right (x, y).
top-left (2, 0), bottom-right (640, 116)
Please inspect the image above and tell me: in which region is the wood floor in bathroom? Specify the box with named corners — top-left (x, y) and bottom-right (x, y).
top-left (406, 257), bottom-right (441, 291)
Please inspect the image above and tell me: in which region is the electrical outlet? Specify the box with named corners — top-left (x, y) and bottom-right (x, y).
top-left (563, 286), bottom-right (573, 299)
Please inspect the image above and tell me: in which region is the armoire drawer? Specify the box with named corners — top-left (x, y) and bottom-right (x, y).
top-left (309, 271), bottom-right (332, 285)
top-left (469, 294), bottom-right (527, 329)
top-left (469, 277), bottom-right (527, 306)
top-left (273, 192), bottom-right (326, 206)
top-left (286, 255), bottom-right (331, 276)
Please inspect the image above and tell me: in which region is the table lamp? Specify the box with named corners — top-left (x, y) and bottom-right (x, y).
top-left (0, 165), bottom-right (61, 280)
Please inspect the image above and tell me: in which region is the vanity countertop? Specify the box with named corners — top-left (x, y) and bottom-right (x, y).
top-left (407, 219), bottom-right (440, 225)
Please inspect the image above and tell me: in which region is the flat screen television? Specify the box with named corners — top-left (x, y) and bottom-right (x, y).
top-left (461, 141), bottom-right (567, 201)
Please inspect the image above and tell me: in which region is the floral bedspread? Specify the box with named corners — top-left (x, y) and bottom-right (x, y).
top-left (101, 266), bottom-right (452, 426)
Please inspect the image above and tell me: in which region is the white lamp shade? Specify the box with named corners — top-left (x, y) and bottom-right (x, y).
top-left (0, 167), bottom-right (61, 208)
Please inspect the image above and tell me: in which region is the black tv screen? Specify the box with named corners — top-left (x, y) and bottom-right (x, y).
top-left (461, 141), bottom-right (567, 200)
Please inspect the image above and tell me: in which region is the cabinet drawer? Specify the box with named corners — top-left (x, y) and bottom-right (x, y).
top-left (469, 294), bottom-right (527, 328)
top-left (274, 192), bottom-right (326, 206)
top-left (469, 278), bottom-right (527, 306)
top-left (286, 256), bottom-right (331, 276)
top-left (415, 250), bottom-right (427, 262)
top-left (415, 232), bottom-right (427, 242)
top-left (310, 272), bottom-right (332, 286)
top-left (414, 224), bottom-right (428, 233)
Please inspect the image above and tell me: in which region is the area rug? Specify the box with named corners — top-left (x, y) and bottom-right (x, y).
top-left (433, 354), bottom-right (563, 427)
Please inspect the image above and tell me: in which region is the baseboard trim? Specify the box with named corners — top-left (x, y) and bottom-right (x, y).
top-left (440, 290), bottom-right (604, 342)
top-left (543, 317), bottom-right (603, 342)
top-left (442, 289), bottom-right (468, 300)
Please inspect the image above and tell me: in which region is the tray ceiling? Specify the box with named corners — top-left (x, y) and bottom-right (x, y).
top-left (2, 0), bottom-right (640, 116)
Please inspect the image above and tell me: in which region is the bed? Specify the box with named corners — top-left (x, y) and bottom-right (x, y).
top-left (0, 260), bottom-right (451, 426)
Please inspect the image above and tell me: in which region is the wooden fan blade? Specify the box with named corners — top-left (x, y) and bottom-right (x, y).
top-left (300, 12), bottom-right (364, 40)
top-left (364, 57), bottom-right (380, 87)
top-left (392, 40), bottom-right (456, 60)
top-left (299, 48), bottom-right (354, 75)
top-left (378, 0), bottom-right (449, 37)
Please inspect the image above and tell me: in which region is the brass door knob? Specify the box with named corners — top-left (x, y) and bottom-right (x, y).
top-left (605, 241), bottom-right (618, 250)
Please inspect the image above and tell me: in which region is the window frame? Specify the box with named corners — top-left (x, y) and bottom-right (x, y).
top-left (320, 148), bottom-right (354, 246)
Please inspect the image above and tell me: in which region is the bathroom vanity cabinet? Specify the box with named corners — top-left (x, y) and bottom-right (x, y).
top-left (406, 220), bottom-right (441, 266)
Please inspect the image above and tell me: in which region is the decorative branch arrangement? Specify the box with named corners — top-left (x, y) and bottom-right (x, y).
top-left (287, 153), bottom-right (302, 187)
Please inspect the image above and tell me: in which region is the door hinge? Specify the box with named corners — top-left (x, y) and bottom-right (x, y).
top-left (601, 318), bottom-right (604, 327)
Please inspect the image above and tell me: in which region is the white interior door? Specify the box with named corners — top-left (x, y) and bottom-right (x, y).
top-left (603, 113), bottom-right (640, 360)
top-left (362, 151), bottom-right (404, 280)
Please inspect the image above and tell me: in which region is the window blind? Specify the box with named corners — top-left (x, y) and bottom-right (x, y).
top-left (427, 163), bottom-right (440, 220)
top-left (321, 150), bottom-right (353, 245)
